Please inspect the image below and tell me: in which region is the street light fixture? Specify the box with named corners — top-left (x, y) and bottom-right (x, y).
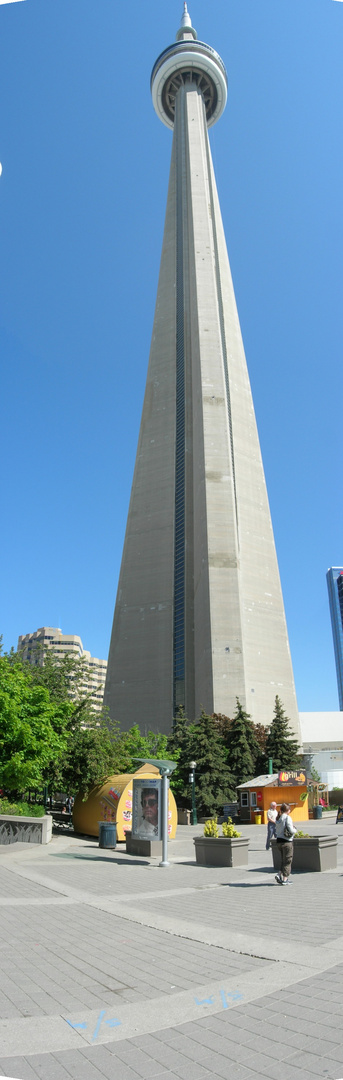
top-left (189, 760), bottom-right (197, 826)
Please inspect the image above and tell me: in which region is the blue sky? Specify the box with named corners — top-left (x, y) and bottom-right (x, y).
top-left (0, 0), bottom-right (342, 715)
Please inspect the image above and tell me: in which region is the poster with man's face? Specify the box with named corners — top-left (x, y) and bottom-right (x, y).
top-left (132, 779), bottom-right (161, 840)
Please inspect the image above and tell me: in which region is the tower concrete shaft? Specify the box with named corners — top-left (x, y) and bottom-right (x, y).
top-left (104, 8), bottom-right (300, 739)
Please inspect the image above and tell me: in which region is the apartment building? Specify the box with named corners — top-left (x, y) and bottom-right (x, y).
top-left (17, 627), bottom-right (107, 713)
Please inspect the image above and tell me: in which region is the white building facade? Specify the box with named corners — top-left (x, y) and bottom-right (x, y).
top-left (17, 627), bottom-right (107, 713)
top-left (299, 711), bottom-right (343, 790)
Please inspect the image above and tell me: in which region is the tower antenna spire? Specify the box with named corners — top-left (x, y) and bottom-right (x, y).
top-left (180, 2), bottom-right (191, 29)
top-left (176, 1), bottom-right (197, 41)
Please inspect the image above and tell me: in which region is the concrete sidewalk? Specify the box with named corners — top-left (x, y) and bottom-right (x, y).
top-left (0, 820), bottom-right (342, 1080)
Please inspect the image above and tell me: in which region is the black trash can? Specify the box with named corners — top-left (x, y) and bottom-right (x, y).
top-left (313, 805), bottom-right (322, 820)
top-left (98, 822), bottom-right (117, 849)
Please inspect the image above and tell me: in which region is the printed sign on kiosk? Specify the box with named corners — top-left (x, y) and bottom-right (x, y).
top-left (278, 770), bottom-right (307, 786)
top-left (132, 778), bottom-right (162, 840)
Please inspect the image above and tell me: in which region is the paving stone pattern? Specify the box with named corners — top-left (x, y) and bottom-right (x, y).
top-left (0, 902), bottom-right (268, 1019)
top-left (132, 870), bottom-right (343, 946)
top-left (0, 826), bottom-right (343, 1079)
top-left (0, 865), bottom-right (61, 900)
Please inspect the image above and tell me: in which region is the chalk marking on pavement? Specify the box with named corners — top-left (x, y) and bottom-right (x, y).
top-left (0, 962), bottom-right (320, 1057)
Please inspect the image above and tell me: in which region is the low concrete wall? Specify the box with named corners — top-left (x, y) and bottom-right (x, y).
top-left (0, 814), bottom-right (52, 846)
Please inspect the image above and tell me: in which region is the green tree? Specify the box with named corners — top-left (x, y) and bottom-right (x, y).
top-left (309, 765), bottom-right (321, 783)
top-left (22, 647), bottom-right (100, 727)
top-left (55, 714), bottom-right (121, 797)
top-left (224, 699), bottom-right (260, 786)
top-left (191, 712), bottom-right (235, 817)
top-left (265, 696), bottom-right (300, 772)
top-left (167, 710), bottom-right (235, 814)
top-left (253, 722), bottom-right (270, 775)
top-left (116, 724), bottom-right (172, 775)
top-left (0, 646), bottom-right (123, 798)
top-left (167, 709), bottom-right (196, 804)
top-left (212, 713), bottom-right (233, 740)
top-left (0, 655), bottom-right (69, 796)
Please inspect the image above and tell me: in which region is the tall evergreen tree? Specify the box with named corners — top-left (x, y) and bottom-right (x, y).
top-left (224, 699), bottom-right (260, 786)
top-left (190, 712), bottom-right (235, 817)
top-left (212, 713), bottom-right (233, 740)
top-left (253, 722), bottom-right (270, 776)
top-left (168, 710), bottom-right (234, 815)
top-left (167, 710), bottom-right (195, 805)
top-left (265, 696), bottom-right (300, 772)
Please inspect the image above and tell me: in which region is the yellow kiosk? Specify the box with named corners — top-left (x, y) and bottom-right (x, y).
top-left (73, 762), bottom-right (177, 841)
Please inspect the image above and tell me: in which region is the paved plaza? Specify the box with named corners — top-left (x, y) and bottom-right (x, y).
top-left (0, 818), bottom-right (343, 1080)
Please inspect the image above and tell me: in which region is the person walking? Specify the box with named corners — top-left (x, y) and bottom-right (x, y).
top-left (275, 802), bottom-right (297, 885)
top-left (266, 801), bottom-right (277, 850)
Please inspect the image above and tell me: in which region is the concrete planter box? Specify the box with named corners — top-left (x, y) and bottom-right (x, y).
top-left (194, 836), bottom-right (249, 867)
top-left (125, 831), bottom-right (162, 857)
top-left (271, 835), bottom-right (338, 873)
top-left (0, 814), bottom-right (52, 846)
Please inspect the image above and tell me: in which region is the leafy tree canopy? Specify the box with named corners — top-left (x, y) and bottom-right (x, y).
top-left (0, 655), bottom-right (70, 796)
top-left (115, 724), bottom-right (173, 775)
top-left (0, 647), bottom-right (121, 798)
top-left (57, 716), bottom-right (121, 797)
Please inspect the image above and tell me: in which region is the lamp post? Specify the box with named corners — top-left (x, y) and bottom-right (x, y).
top-left (189, 760), bottom-right (197, 825)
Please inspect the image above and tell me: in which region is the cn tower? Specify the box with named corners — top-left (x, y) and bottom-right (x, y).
top-left (104, 5), bottom-right (300, 739)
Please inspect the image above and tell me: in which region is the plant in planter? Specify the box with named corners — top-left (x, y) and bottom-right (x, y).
top-left (203, 818), bottom-right (220, 837)
top-left (222, 819), bottom-right (241, 839)
top-left (194, 818), bottom-right (249, 867)
top-left (271, 832), bottom-right (338, 873)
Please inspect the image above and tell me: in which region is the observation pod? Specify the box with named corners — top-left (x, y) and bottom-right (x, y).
top-left (151, 4), bottom-right (227, 129)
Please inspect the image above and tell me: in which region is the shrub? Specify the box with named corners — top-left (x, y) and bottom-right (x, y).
top-left (0, 798), bottom-right (45, 818)
top-left (204, 818), bottom-right (219, 837)
top-left (222, 818), bottom-right (241, 838)
top-left (203, 817), bottom-right (242, 838)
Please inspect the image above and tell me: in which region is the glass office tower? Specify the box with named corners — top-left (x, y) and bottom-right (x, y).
top-left (327, 567), bottom-right (343, 710)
